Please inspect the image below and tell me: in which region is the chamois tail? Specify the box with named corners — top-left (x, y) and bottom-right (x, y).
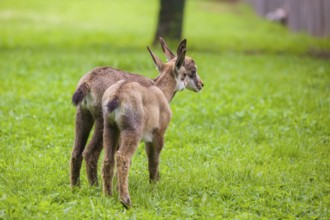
top-left (107, 97), bottom-right (120, 112)
top-left (72, 82), bottom-right (89, 106)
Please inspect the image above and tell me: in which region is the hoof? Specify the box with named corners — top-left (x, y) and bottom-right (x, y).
top-left (120, 197), bottom-right (132, 209)
top-left (89, 181), bottom-right (99, 187)
top-left (149, 174), bottom-right (160, 184)
top-left (70, 180), bottom-right (81, 189)
top-left (103, 190), bottom-right (112, 197)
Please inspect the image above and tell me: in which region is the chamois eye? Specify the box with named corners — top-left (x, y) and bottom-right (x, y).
top-left (183, 73), bottom-right (187, 77)
top-left (190, 70), bottom-right (196, 78)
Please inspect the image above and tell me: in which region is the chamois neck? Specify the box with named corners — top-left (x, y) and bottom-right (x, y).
top-left (155, 72), bottom-right (177, 102)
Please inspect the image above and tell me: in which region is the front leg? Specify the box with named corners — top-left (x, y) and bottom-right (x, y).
top-left (145, 134), bottom-right (164, 183)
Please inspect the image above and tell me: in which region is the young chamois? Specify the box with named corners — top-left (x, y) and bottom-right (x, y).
top-left (70, 38), bottom-right (203, 187)
top-left (101, 40), bottom-right (188, 208)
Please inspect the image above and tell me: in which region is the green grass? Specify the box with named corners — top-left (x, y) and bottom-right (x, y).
top-left (0, 0), bottom-right (329, 219)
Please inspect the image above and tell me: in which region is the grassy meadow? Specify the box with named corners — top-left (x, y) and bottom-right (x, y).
top-left (1, 0), bottom-right (330, 219)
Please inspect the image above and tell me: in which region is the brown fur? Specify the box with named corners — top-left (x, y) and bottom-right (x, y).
top-left (101, 42), bottom-right (187, 208)
top-left (70, 38), bottom-right (203, 187)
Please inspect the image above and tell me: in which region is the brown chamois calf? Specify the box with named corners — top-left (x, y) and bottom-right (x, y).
top-left (101, 40), bottom-right (188, 208)
top-left (70, 38), bottom-right (203, 187)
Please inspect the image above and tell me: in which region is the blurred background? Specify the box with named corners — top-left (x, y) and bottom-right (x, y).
top-left (246, 0), bottom-right (330, 37)
top-left (156, 0), bottom-right (330, 42)
top-left (1, 0), bottom-right (329, 55)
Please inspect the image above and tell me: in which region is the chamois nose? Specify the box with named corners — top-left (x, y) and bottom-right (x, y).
top-left (198, 80), bottom-right (204, 89)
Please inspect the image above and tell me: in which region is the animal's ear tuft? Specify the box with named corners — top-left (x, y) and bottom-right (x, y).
top-left (175, 48), bottom-right (186, 70)
top-left (147, 46), bottom-right (164, 72)
top-left (176, 39), bottom-right (187, 56)
top-left (159, 37), bottom-right (175, 61)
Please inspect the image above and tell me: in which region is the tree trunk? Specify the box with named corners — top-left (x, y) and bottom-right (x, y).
top-left (153, 0), bottom-right (186, 45)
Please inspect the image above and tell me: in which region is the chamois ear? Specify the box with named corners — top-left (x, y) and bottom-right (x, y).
top-left (175, 48), bottom-right (186, 71)
top-left (147, 46), bottom-right (164, 72)
top-left (176, 39), bottom-right (187, 56)
top-left (159, 37), bottom-right (175, 61)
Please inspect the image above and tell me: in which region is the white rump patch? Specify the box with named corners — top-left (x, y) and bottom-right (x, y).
top-left (142, 132), bottom-right (153, 142)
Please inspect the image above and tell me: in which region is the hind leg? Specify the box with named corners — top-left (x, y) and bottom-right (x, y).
top-left (102, 121), bottom-right (119, 196)
top-left (83, 117), bottom-right (103, 186)
top-left (116, 131), bottom-right (141, 209)
top-left (70, 107), bottom-right (94, 187)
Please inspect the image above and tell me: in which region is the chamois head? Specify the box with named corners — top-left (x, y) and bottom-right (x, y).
top-left (159, 37), bottom-right (204, 92)
top-left (147, 40), bottom-right (187, 93)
